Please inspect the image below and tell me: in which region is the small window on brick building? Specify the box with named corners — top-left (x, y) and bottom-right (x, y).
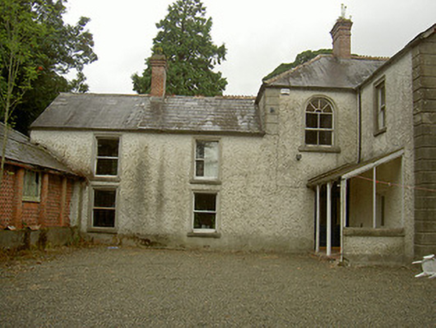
top-left (305, 98), bottom-right (334, 146)
top-left (22, 170), bottom-right (41, 202)
top-left (95, 137), bottom-right (119, 176)
top-left (92, 188), bottom-right (117, 228)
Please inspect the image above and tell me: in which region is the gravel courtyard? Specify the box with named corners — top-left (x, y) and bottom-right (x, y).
top-left (0, 246), bottom-right (435, 327)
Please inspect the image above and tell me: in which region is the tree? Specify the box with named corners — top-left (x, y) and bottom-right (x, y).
top-left (132, 0), bottom-right (227, 96)
top-left (0, 0), bottom-right (97, 185)
top-left (0, 0), bottom-right (45, 186)
top-left (262, 49), bottom-right (333, 81)
top-left (9, 1), bottom-right (97, 133)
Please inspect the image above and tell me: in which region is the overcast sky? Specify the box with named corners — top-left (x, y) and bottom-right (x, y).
top-left (64, 0), bottom-right (436, 96)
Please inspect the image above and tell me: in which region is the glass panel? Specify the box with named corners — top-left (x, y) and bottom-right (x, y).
top-left (98, 139), bottom-right (119, 157)
top-left (94, 190), bottom-right (116, 208)
top-left (195, 141), bottom-right (218, 179)
top-left (194, 212), bottom-right (216, 230)
top-left (378, 108), bottom-right (386, 129)
top-left (195, 160), bottom-right (204, 177)
top-left (23, 171), bottom-right (40, 198)
top-left (306, 113), bottom-right (318, 128)
top-left (96, 159), bottom-right (118, 175)
top-left (196, 141), bottom-right (205, 159)
top-left (305, 130), bottom-right (318, 145)
top-left (195, 193), bottom-right (216, 211)
top-left (319, 131), bottom-right (332, 145)
top-left (379, 85), bottom-right (385, 106)
top-left (93, 209), bottom-right (115, 227)
top-left (320, 113), bottom-right (333, 128)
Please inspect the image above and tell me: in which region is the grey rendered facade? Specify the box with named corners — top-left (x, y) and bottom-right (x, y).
top-left (30, 18), bottom-right (436, 263)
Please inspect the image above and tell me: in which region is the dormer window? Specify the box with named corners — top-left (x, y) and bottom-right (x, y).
top-left (305, 98), bottom-right (334, 146)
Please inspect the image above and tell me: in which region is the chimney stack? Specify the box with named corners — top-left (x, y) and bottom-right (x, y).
top-left (149, 54), bottom-right (167, 97)
top-left (330, 17), bottom-right (353, 59)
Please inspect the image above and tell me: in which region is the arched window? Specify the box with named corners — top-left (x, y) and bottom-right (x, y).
top-left (305, 97), bottom-right (334, 146)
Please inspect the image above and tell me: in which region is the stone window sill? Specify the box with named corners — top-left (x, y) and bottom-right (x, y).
top-left (343, 227), bottom-right (404, 237)
top-left (374, 127), bottom-right (387, 137)
top-left (187, 232), bottom-right (221, 238)
top-left (298, 145), bottom-right (341, 153)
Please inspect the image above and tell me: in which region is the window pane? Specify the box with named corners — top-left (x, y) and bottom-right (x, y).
top-left (195, 160), bottom-right (204, 177)
top-left (378, 108), bottom-right (386, 129)
top-left (93, 209), bottom-right (115, 227)
top-left (98, 139), bottom-right (119, 157)
top-left (195, 193), bottom-right (216, 211)
top-left (320, 113), bottom-right (333, 128)
top-left (94, 190), bottom-right (116, 208)
top-left (23, 171), bottom-right (40, 198)
top-left (96, 159), bottom-right (118, 175)
top-left (196, 142), bottom-right (205, 159)
top-left (319, 131), bottom-right (332, 145)
top-left (379, 85), bottom-right (385, 106)
top-left (305, 130), bottom-right (318, 145)
top-left (194, 213), bottom-right (216, 230)
top-left (306, 113), bottom-right (318, 128)
top-left (195, 141), bottom-right (218, 179)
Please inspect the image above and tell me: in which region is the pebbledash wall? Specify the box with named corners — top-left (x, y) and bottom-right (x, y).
top-left (30, 86), bottom-right (358, 252)
top-left (0, 163), bottom-right (75, 229)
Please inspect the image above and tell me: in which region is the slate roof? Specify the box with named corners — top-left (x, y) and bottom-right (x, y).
top-left (264, 55), bottom-right (388, 89)
top-left (31, 93), bottom-right (263, 135)
top-left (0, 123), bottom-right (76, 175)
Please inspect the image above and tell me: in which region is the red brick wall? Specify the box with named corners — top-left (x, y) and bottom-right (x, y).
top-left (0, 164), bottom-right (75, 228)
top-left (0, 165), bottom-right (16, 228)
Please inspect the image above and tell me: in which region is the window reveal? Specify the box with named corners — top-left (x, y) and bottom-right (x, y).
top-left (193, 193), bottom-right (217, 231)
top-left (96, 138), bottom-right (119, 176)
top-left (23, 170), bottom-right (41, 201)
top-left (375, 82), bottom-right (386, 131)
top-left (305, 98), bottom-right (334, 146)
top-left (92, 189), bottom-right (116, 228)
top-left (195, 140), bottom-right (219, 179)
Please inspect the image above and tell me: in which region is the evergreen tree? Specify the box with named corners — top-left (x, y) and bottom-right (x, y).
top-left (132, 0), bottom-right (227, 96)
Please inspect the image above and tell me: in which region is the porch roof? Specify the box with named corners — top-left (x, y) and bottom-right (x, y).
top-left (307, 149), bottom-right (404, 188)
top-left (0, 123), bottom-right (76, 175)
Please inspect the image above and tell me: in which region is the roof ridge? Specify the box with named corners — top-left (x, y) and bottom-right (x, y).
top-left (351, 55), bottom-right (390, 61)
top-left (264, 54), bottom-right (330, 85)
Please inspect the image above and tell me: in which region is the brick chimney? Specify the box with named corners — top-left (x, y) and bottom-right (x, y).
top-left (330, 18), bottom-right (353, 59)
top-left (149, 54), bottom-right (167, 97)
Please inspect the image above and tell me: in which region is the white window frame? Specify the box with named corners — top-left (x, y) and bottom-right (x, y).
top-left (94, 135), bottom-right (121, 178)
top-left (374, 78), bottom-right (386, 135)
top-left (22, 170), bottom-right (41, 202)
top-left (304, 97), bottom-right (335, 147)
top-left (193, 138), bottom-right (220, 182)
top-left (89, 186), bottom-right (118, 232)
top-left (192, 191), bottom-right (218, 233)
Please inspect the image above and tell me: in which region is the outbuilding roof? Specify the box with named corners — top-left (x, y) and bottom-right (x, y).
top-left (0, 123), bottom-right (76, 175)
top-left (31, 93), bottom-right (263, 136)
top-left (264, 55), bottom-right (388, 89)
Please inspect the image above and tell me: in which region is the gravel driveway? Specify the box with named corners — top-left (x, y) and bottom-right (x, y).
top-left (0, 246), bottom-right (435, 327)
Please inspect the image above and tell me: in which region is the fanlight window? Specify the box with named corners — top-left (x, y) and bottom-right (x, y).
top-left (305, 98), bottom-right (334, 146)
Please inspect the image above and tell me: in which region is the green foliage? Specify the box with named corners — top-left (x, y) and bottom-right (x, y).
top-left (0, 0), bottom-right (97, 134)
top-left (132, 0), bottom-right (227, 96)
top-left (262, 49), bottom-right (332, 81)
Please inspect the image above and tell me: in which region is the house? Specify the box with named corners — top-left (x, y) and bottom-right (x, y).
top-left (29, 16), bottom-right (436, 264)
top-left (0, 123), bottom-right (82, 248)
